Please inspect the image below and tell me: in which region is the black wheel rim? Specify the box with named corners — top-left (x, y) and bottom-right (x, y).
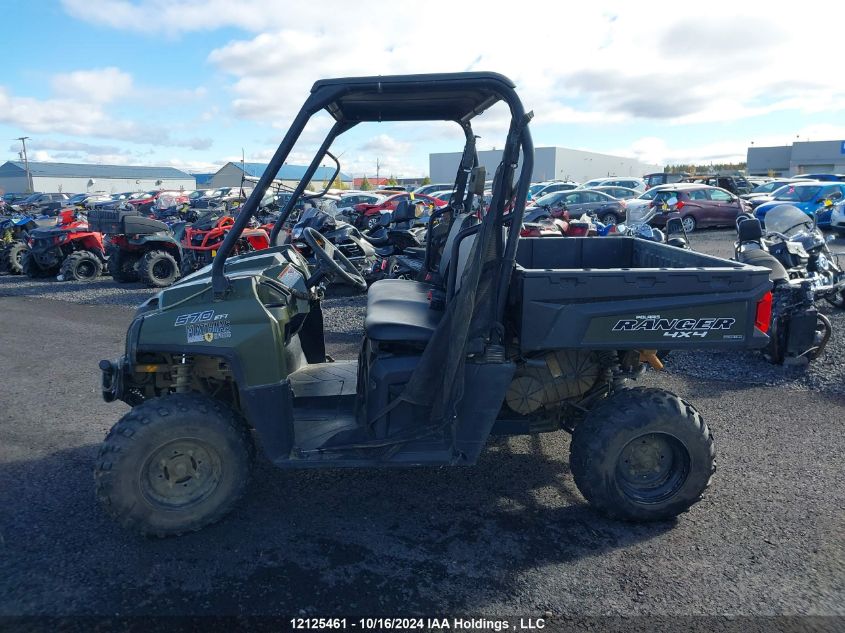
top-left (141, 439), bottom-right (222, 509)
top-left (602, 214), bottom-right (617, 226)
top-left (615, 432), bottom-right (690, 504)
top-left (76, 260), bottom-right (96, 278)
top-left (152, 259), bottom-right (173, 280)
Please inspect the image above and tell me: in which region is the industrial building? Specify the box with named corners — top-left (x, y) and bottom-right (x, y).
top-left (0, 161), bottom-right (195, 195)
top-left (210, 162), bottom-right (353, 189)
top-left (429, 147), bottom-right (662, 184)
top-left (747, 140), bottom-right (845, 177)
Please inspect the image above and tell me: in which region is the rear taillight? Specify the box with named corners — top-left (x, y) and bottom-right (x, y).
top-left (755, 291), bottom-right (773, 333)
top-left (675, 200), bottom-right (685, 210)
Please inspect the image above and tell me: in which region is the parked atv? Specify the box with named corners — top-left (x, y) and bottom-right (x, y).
top-left (88, 207), bottom-right (186, 288)
top-left (180, 208), bottom-right (270, 275)
top-left (0, 214), bottom-right (39, 274)
top-left (23, 209), bottom-right (106, 281)
top-left (95, 72), bottom-right (773, 537)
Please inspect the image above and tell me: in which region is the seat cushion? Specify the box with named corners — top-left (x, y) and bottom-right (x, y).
top-left (365, 279), bottom-right (442, 342)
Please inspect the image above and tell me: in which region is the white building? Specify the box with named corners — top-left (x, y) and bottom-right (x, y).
top-left (429, 147), bottom-right (662, 184)
top-left (0, 161), bottom-right (196, 195)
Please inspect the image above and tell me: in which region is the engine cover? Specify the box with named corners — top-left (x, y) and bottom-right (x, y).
top-left (505, 350), bottom-right (601, 415)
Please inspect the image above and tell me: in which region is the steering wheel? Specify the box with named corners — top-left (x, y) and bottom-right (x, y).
top-left (302, 227), bottom-right (367, 291)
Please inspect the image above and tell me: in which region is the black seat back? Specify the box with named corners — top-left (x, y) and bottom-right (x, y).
top-left (738, 217), bottom-right (763, 242)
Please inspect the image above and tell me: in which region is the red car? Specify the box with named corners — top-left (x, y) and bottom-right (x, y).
top-left (128, 190), bottom-right (190, 213)
top-left (353, 193), bottom-right (447, 229)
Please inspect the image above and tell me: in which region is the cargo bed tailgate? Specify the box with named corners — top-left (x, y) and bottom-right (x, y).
top-left (511, 237), bottom-right (772, 351)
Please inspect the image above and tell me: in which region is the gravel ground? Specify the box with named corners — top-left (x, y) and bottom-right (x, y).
top-left (1, 229), bottom-right (843, 621)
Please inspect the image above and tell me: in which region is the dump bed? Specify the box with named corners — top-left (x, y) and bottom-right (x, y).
top-left (511, 237), bottom-right (771, 351)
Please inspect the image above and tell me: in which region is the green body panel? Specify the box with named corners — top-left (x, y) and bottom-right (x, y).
top-left (134, 246), bottom-right (313, 387)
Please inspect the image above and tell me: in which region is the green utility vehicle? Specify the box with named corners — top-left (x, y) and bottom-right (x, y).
top-left (96, 73), bottom-right (773, 536)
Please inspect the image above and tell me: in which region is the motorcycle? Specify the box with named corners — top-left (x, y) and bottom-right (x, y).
top-left (288, 204), bottom-right (378, 284)
top-left (363, 200), bottom-right (429, 281)
top-left (734, 204), bottom-right (840, 364)
top-left (615, 197), bottom-right (690, 249)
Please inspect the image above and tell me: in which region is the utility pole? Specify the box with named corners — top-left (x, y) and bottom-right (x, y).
top-left (376, 157), bottom-right (381, 185)
top-left (15, 136), bottom-right (32, 193)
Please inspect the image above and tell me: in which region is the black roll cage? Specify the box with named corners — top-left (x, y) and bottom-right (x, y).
top-left (211, 72), bottom-right (534, 326)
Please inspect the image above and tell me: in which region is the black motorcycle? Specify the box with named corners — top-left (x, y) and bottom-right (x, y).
top-left (362, 201), bottom-right (429, 281)
top-left (734, 204), bottom-right (841, 363)
top-left (288, 205), bottom-right (377, 284)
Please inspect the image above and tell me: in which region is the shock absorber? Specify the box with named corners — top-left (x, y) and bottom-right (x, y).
top-left (172, 355), bottom-right (193, 393)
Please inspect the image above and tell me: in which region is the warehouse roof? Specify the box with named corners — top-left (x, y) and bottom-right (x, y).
top-left (0, 161), bottom-right (193, 179)
top-left (230, 162), bottom-right (352, 182)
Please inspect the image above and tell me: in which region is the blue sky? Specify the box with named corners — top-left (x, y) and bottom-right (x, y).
top-left (2, 0), bottom-right (843, 179)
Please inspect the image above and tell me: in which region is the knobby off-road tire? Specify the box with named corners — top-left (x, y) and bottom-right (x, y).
top-left (2, 240), bottom-right (28, 274)
top-left (95, 393), bottom-right (255, 537)
top-left (139, 249), bottom-right (179, 288)
top-left (108, 249), bottom-right (139, 283)
top-left (59, 251), bottom-right (102, 281)
top-left (570, 386), bottom-right (715, 522)
top-left (21, 250), bottom-right (55, 278)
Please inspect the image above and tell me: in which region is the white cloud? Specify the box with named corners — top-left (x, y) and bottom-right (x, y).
top-left (51, 67), bottom-right (133, 103)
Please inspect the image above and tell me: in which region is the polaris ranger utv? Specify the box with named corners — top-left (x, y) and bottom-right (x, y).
top-left (96, 73), bottom-right (773, 536)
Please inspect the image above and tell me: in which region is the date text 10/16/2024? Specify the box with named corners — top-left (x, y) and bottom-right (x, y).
top-left (291, 618), bottom-right (547, 631)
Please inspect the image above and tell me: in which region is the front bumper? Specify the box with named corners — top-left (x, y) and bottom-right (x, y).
top-left (99, 357), bottom-right (127, 403)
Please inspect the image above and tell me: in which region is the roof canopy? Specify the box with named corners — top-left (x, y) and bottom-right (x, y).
top-left (311, 72), bottom-right (514, 123)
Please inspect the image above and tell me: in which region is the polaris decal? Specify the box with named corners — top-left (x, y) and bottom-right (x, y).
top-left (186, 320), bottom-right (231, 343)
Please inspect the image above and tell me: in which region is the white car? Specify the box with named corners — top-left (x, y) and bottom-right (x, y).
top-left (577, 177), bottom-right (645, 192)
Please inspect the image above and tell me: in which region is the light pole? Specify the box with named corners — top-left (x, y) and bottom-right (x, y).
top-left (15, 136), bottom-right (32, 193)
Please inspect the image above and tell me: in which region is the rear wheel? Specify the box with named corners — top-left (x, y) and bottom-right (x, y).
top-left (94, 393), bottom-right (254, 536)
top-left (108, 249), bottom-right (139, 283)
top-left (570, 387), bottom-right (715, 522)
top-left (139, 249), bottom-right (179, 288)
top-left (681, 215), bottom-right (696, 233)
top-left (3, 241), bottom-right (28, 275)
top-left (59, 251), bottom-right (102, 281)
top-left (600, 213), bottom-right (618, 226)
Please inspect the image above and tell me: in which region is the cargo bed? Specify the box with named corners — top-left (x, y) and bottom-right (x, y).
top-left (510, 237), bottom-right (771, 351)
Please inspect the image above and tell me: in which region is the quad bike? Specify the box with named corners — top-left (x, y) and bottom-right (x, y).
top-left (95, 73), bottom-right (774, 536)
top-left (179, 208), bottom-right (271, 276)
top-left (734, 204), bottom-right (841, 364)
top-left (0, 214), bottom-right (39, 274)
top-left (23, 209), bottom-right (106, 281)
top-left (88, 207), bottom-right (186, 288)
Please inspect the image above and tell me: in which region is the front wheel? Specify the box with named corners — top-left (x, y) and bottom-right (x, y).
top-left (3, 240), bottom-right (28, 275)
top-left (94, 393), bottom-right (255, 537)
top-left (681, 215), bottom-right (696, 233)
top-left (21, 251), bottom-right (56, 278)
top-left (600, 213), bottom-right (618, 226)
top-left (570, 387), bottom-right (715, 522)
top-left (59, 250), bottom-right (103, 281)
